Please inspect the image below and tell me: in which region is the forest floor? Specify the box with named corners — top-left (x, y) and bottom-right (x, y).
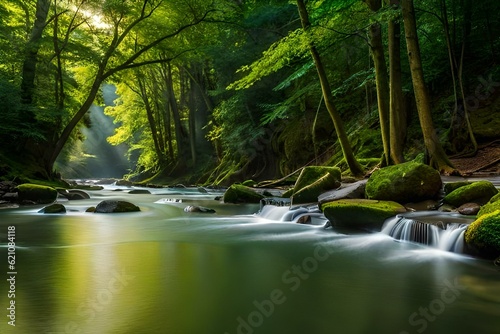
top-left (450, 140), bottom-right (500, 176)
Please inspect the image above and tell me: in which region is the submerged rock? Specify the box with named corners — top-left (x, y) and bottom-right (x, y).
top-left (365, 161), bottom-right (442, 204)
top-left (223, 184), bottom-right (264, 204)
top-left (128, 189), bottom-right (151, 194)
top-left (465, 210), bottom-right (500, 259)
top-left (94, 200), bottom-right (140, 213)
top-left (58, 189), bottom-right (90, 200)
top-left (39, 203), bottom-right (66, 214)
top-left (443, 180), bottom-right (498, 207)
top-left (17, 183), bottom-right (58, 204)
top-left (291, 166), bottom-right (341, 205)
top-left (183, 205), bottom-right (216, 213)
top-left (320, 199), bottom-right (406, 230)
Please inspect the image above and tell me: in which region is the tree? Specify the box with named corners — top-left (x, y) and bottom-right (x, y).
top-left (364, 0), bottom-right (390, 165)
top-left (401, 0), bottom-right (455, 173)
top-left (297, 0), bottom-right (364, 176)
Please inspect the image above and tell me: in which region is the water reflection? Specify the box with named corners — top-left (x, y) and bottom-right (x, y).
top-left (0, 188), bottom-right (499, 333)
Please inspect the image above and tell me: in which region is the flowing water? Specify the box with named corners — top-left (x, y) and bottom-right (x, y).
top-left (1, 185), bottom-right (499, 334)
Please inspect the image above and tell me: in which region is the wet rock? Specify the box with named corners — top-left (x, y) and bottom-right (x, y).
top-left (320, 199), bottom-right (407, 230)
top-left (17, 184), bottom-right (58, 204)
top-left (318, 180), bottom-right (367, 204)
top-left (86, 207), bottom-right (96, 213)
top-left (58, 189), bottom-right (91, 200)
top-left (465, 210), bottom-right (500, 259)
top-left (223, 184), bottom-right (264, 204)
top-left (128, 189), bottom-right (151, 194)
top-left (365, 161), bottom-right (442, 204)
top-left (115, 179), bottom-right (133, 186)
top-left (404, 200), bottom-right (439, 211)
top-left (39, 203), bottom-right (66, 214)
top-left (94, 200), bottom-right (140, 213)
top-left (443, 180), bottom-right (498, 207)
top-left (296, 215), bottom-right (311, 224)
top-left (457, 203), bottom-right (481, 216)
top-left (183, 205), bottom-right (216, 213)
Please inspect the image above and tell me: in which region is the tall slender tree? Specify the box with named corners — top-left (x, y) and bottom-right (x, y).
top-left (401, 0), bottom-right (455, 173)
top-left (297, 0), bottom-right (364, 177)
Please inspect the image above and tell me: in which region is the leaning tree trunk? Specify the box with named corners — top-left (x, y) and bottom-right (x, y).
top-left (401, 0), bottom-right (455, 174)
top-left (297, 0), bottom-right (364, 177)
top-left (365, 0), bottom-right (391, 166)
top-left (387, 0), bottom-right (405, 164)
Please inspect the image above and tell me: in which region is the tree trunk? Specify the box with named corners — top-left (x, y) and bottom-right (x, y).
top-left (366, 0), bottom-right (391, 166)
top-left (387, 0), bottom-right (405, 164)
top-left (296, 0), bottom-right (363, 177)
top-left (401, 0), bottom-right (455, 174)
top-left (20, 0), bottom-right (52, 114)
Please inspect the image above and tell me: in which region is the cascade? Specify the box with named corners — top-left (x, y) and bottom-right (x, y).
top-left (382, 212), bottom-right (472, 253)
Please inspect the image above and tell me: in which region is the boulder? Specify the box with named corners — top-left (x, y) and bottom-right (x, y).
top-left (39, 203), bottom-right (66, 214)
top-left (477, 200), bottom-right (500, 218)
top-left (320, 199), bottom-right (407, 230)
top-left (318, 180), bottom-right (367, 204)
top-left (444, 181), bottom-right (472, 195)
top-left (465, 210), bottom-right (500, 259)
top-left (223, 184), bottom-right (265, 204)
top-left (443, 180), bottom-right (498, 207)
top-left (17, 184), bottom-right (58, 204)
top-left (94, 200), bottom-right (140, 213)
top-left (365, 162), bottom-right (442, 203)
top-left (291, 166), bottom-right (341, 205)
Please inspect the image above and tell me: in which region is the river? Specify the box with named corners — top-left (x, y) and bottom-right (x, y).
top-left (0, 184), bottom-right (499, 334)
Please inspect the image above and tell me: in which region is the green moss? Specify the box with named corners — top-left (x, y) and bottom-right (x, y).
top-left (465, 210), bottom-right (500, 259)
top-left (223, 184), bottom-right (265, 204)
top-left (294, 166), bottom-right (341, 195)
top-left (242, 179), bottom-right (256, 187)
top-left (320, 199), bottom-right (406, 230)
top-left (477, 200), bottom-right (500, 218)
top-left (365, 162), bottom-right (442, 203)
top-left (39, 204), bottom-right (66, 214)
top-left (17, 183), bottom-right (58, 204)
top-left (489, 192), bottom-right (500, 204)
top-left (443, 181), bottom-right (498, 207)
top-left (292, 172), bottom-right (339, 204)
top-left (444, 181), bottom-right (472, 195)
top-left (281, 188), bottom-right (294, 198)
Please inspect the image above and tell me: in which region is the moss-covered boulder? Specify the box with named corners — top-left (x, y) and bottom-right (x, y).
top-left (365, 162), bottom-right (442, 203)
top-left (38, 203), bottom-right (66, 214)
top-left (443, 181), bottom-right (472, 195)
top-left (320, 199), bottom-right (407, 230)
top-left (465, 210), bottom-right (500, 259)
top-left (477, 200), bottom-right (500, 218)
top-left (443, 180), bottom-right (498, 207)
top-left (288, 166), bottom-right (341, 204)
top-left (94, 200), bottom-right (140, 213)
top-left (489, 192), bottom-right (500, 204)
top-left (223, 184), bottom-right (265, 204)
top-left (17, 183), bottom-right (58, 204)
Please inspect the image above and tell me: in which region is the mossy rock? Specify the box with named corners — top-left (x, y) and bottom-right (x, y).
top-left (38, 203), bottom-right (66, 214)
top-left (444, 181), bottom-right (472, 195)
top-left (365, 162), bottom-right (442, 204)
top-left (293, 166), bottom-right (341, 194)
top-left (465, 210), bottom-right (500, 259)
top-left (94, 200), bottom-right (140, 213)
top-left (292, 172), bottom-right (340, 205)
top-left (320, 199), bottom-right (406, 230)
top-left (241, 179), bottom-right (257, 187)
top-left (17, 183), bottom-right (58, 204)
top-left (477, 200), bottom-right (500, 218)
top-left (489, 192), bottom-right (500, 204)
top-left (281, 188), bottom-right (294, 198)
top-left (223, 184), bottom-right (264, 204)
top-left (443, 181), bottom-right (498, 207)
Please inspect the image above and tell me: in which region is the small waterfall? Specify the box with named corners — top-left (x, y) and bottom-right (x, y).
top-left (382, 213), bottom-right (472, 254)
top-left (257, 204), bottom-right (326, 224)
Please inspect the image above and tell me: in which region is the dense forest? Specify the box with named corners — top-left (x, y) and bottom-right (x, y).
top-left (0, 0), bottom-right (498, 185)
